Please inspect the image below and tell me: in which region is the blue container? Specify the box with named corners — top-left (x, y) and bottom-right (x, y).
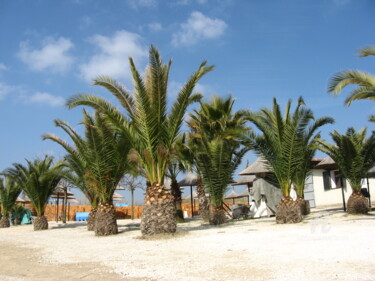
top-left (75, 212), bottom-right (90, 221)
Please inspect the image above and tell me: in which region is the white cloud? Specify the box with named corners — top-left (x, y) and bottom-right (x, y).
top-left (172, 11), bottom-right (227, 47)
top-left (79, 30), bottom-right (147, 81)
top-left (25, 92), bottom-right (65, 107)
top-left (17, 37), bottom-right (74, 73)
top-left (148, 22), bottom-right (162, 31)
top-left (0, 63), bottom-right (7, 71)
top-left (0, 82), bottom-right (13, 100)
top-left (196, 0), bottom-right (207, 4)
top-left (128, 0), bottom-right (157, 9)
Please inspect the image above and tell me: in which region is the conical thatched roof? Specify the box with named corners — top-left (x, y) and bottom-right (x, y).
top-left (224, 189), bottom-right (239, 199)
top-left (232, 175), bottom-right (256, 186)
top-left (314, 156), bottom-right (337, 170)
top-left (239, 157), bottom-right (271, 175)
top-left (178, 172), bottom-right (198, 186)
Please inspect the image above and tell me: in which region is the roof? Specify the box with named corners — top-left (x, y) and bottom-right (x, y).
top-left (224, 189), bottom-right (239, 199)
top-left (232, 175), bottom-right (256, 186)
top-left (314, 156), bottom-right (337, 170)
top-left (239, 157), bottom-right (271, 175)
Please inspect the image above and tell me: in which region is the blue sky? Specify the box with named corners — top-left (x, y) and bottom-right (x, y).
top-left (0, 0), bottom-right (374, 203)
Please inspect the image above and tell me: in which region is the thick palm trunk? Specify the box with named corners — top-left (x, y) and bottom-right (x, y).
top-left (197, 173), bottom-right (210, 222)
top-left (276, 196), bottom-right (302, 224)
top-left (33, 216), bottom-right (48, 230)
top-left (141, 184), bottom-right (176, 236)
top-left (347, 191), bottom-right (369, 214)
top-left (170, 179), bottom-right (184, 223)
top-left (87, 208), bottom-right (97, 231)
top-left (209, 205), bottom-right (227, 225)
top-left (0, 216), bottom-right (10, 228)
top-left (94, 203), bottom-right (118, 236)
top-left (295, 196), bottom-right (310, 216)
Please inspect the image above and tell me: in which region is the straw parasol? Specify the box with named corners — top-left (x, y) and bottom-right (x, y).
top-left (112, 191), bottom-right (125, 202)
top-left (178, 172), bottom-right (198, 187)
top-left (179, 172), bottom-right (199, 218)
top-left (314, 156), bottom-right (337, 170)
top-left (239, 157), bottom-right (271, 175)
top-left (224, 189), bottom-right (239, 199)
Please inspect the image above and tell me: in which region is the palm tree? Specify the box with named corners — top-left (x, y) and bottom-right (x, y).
top-left (246, 97), bottom-right (318, 223)
top-left (120, 173), bottom-right (144, 220)
top-left (318, 127), bottom-right (375, 214)
top-left (292, 116), bottom-right (334, 215)
top-left (3, 156), bottom-right (64, 230)
top-left (187, 95), bottom-right (250, 225)
top-left (328, 46), bottom-right (375, 122)
top-left (67, 45), bottom-right (213, 236)
top-left (0, 176), bottom-right (21, 228)
top-left (43, 118), bottom-right (100, 231)
top-left (44, 110), bottom-right (132, 235)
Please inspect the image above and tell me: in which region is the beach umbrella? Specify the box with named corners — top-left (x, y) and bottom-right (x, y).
top-left (178, 172), bottom-right (198, 218)
top-left (112, 191), bottom-right (125, 203)
top-left (239, 157), bottom-right (271, 175)
top-left (225, 188), bottom-right (239, 204)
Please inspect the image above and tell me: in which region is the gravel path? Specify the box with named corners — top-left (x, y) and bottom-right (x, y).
top-left (0, 209), bottom-right (374, 281)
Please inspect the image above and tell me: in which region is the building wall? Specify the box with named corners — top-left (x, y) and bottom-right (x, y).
top-left (311, 169), bottom-right (375, 208)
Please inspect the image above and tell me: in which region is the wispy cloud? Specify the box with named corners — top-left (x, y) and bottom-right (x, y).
top-left (80, 16), bottom-right (92, 30)
top-left (0, 63), bottom-right (7, 71)
top-left (148, 22), bottom-right (162, 31)
top-left (0, 82), bottom-right (13, 100)
top-left (172, 11), bottom-right (227, 47)
top-left (79, 30), bottom-right (147, 81)
top-left (17, 37), bottom-right (74, 73)
top-left (127, 0), bottom-right (157, 9)
top-left (24, 92), bottom-right (65, 107)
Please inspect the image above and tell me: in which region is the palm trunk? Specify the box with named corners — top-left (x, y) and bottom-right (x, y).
top-left (171, 179), bottom-right (184, 223)
top-left (0, 216), bottom-right (10, 228)
top-left (94, 203), bottom-right (118, 236)
top-left (209, 205), bottom-right (227, 225)
top-left (347, 191), bottom-right (369, 214)
top-left (87, 208), bottom-right (97, 231)
top-left (295, 196), bottom-right (310, 216)
top-left (131, 189), bottom-right (135, 220)
top-left (33, 216), bottom-right (48, 230)
top-left (197, 173), bottom-right (210, 222)
top-left (141, 184), bottom-right (176, 236)
top-left (276, 196), bottom-right (302, 224)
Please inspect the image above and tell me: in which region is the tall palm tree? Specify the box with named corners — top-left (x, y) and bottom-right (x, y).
top-left (292, 116), bottom-right (334, 215)
top-left (246, 97), bottom-right (317, 223)
top-left (0, 176), bottom-right (21, 228)
top-left (328, 46), bottom-right (375, 122)
top-left (187, 95), bottom-right (250, 225)
top-left (43, 117), bottom-right (100, 231)
top-left (67, 45), bottom-right (213, 235)
top-left (4, 156), bottom-right (64, 230)
top-left (44, 110), bottom-right (132, 235)
top-left (318, 127), bottom-right (375, 214)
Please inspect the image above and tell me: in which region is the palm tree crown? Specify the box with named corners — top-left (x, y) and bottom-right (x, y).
top-left (246, 97), bottom-right (317, 198)
top-left (328, 46), bottom-right (375, 121)
top-left (318, 127), bottom-right (375, 192)
top-left (44, 110), bottom-right (132, 205)
top-left (0, 176), bottom-right (21, 216)
top-left (67, 45), bottom-right (213, 186)
top-left (4, 156), bottom-right (64, 216)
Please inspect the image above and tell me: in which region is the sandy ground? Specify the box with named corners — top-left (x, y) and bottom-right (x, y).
top-left (0, 209), bottom-right (375, 281)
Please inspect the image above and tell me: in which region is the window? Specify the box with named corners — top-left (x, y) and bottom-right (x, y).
top-left (323, 171), bottom-right (331, 191)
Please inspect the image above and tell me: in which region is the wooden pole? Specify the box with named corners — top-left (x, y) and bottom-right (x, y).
top-left (190, 185), bottom-right (194, 217)
top-left (56, 193), bottom-right (59, 222)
